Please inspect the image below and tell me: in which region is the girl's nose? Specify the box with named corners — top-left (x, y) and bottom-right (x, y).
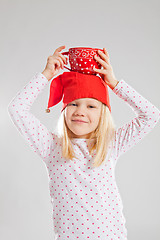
top-left (74, 106), bottom-right (86, 116)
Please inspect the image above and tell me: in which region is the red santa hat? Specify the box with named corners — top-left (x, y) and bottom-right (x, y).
top-left (46, 71), bottom-right (111, 113)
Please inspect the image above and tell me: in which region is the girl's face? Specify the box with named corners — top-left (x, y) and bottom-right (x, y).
top-left (64, 98), bottom-right (102, 139)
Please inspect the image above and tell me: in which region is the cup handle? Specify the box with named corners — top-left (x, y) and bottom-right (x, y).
top-left (62, 51), bottom-right (69, 56)
top-left (62, 51), bottom-right (72, 71)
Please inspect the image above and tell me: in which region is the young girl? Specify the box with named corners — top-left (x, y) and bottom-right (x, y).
top-left (8, 45), bottom-right (160, 240)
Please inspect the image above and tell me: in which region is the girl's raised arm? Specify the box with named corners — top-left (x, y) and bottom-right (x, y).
top-left (7, 46), bottom-right (68, 165)
top-left (93, 48), bottom-right (159, 166)
top-left (7, 73), bottom-right (56, 164)
top-left (111, 79), bottom-right (160, 166)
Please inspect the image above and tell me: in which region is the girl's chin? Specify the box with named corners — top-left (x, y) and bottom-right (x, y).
top-left (72, 132), bottom-right (91, 138)
top-left (67, 127), bottom-right (91, 138)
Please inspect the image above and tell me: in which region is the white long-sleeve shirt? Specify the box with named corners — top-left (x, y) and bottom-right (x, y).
top-left (8, 72), bottom-right (160, 240)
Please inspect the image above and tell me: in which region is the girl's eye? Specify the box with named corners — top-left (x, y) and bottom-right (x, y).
top-left (70, 104), bottom-right (95, 108)
top-left (71, 103), bottom-right (77, 106)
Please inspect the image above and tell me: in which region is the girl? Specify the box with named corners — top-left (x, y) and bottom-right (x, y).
top-left (8, 45), bottom-right (160, 240)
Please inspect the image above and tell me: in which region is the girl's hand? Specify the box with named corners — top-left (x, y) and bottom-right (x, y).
top-left (93, 48), bottom-right (119, 89)
top-left (42, 45), bottom-right (68, 81)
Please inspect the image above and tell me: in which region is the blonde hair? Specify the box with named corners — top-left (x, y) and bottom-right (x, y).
top-left (54, 103), bottom-right (116, 168)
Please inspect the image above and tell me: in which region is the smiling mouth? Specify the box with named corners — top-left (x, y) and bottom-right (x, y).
top-left (72, 120), bottom-right (87, 123)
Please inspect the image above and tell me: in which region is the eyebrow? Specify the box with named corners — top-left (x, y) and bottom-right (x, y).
top-left (73, 100), bottom-right (100, 106)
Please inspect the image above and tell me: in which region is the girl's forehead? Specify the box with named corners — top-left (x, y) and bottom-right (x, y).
top-left (71, 98), bottom-right (101, 104)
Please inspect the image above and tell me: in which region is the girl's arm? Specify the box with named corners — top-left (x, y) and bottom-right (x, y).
top-left (111, 79), bottom-right (160, 166)
top-left (8, 46), bottom-right (68, 165)
top-left (7, 72), bottom-right (57, 164)
top-left (92, 48), bottom-right (159, 165)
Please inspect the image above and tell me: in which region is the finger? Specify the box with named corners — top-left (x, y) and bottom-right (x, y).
top-left (57, 56), bottom-right (65, 68)
top-left (54, 45), bottom-right (66, 54)
top-left (97, 50), bottom-right (110, 64)
top-left (103, 48), bottom-right (110, 57)
top-left (54, 59), bottom-right (61, 69)
top-left (103, 48), bottom-right (111, 64)
top-left (58, 52), bottom-right (68, 64)
top-left (93, 66), bottom-right (104, 74)
top-left (94, 55), bottom-right (108, 69)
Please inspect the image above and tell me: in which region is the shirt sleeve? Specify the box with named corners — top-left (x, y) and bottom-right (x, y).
top-left (7, 72), bottom-right (58, 165)
top-left (111, 79), bottom-right (160, 166)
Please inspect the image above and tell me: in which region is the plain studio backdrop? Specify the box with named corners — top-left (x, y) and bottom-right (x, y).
top-left (0, 0), bottom-right (160, 239)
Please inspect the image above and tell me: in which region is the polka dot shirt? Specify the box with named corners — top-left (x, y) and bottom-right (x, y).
top-left (8, 72), bottom-right (160, 240)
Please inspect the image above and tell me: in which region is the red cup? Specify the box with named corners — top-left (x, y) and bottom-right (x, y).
top-left (62, 47), bottom-right (103, 75)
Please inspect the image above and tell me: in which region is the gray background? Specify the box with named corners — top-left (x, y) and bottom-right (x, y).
top-left (1, 0), bottom-right (160, 239)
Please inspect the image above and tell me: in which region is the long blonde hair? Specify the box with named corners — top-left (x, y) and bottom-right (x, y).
top-left (54, 103), bottom-right (116, 168)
